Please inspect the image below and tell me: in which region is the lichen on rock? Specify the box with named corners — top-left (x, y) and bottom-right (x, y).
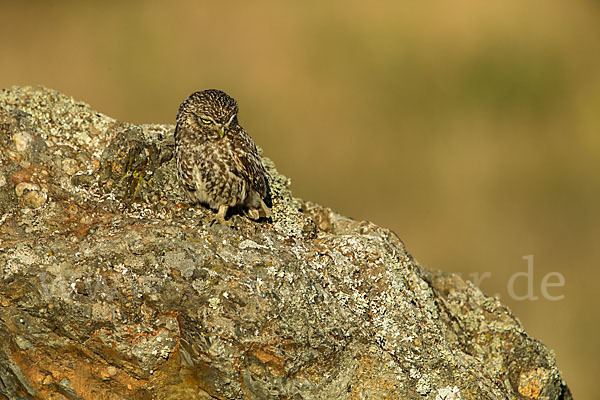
top-left (0, 86), bottom-right (572, 399)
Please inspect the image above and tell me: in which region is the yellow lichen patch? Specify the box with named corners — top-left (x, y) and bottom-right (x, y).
top-left (518, 368), bottom-right (548, 399)
top-left (349, 353), bottom-right (399, 399)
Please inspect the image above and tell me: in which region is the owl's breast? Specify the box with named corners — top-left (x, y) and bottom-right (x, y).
top-left (185, 142), bottom-right (247, 209)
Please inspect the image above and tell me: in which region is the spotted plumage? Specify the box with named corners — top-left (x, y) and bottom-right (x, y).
top-left (175, 89), bottom-right (271, 221)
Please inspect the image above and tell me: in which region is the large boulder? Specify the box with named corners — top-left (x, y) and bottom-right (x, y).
top-left (0, 87), bottom-right (572, 399)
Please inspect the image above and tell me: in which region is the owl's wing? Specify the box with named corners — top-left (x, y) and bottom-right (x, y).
top-left (234, 129), bottom-right (271, 206)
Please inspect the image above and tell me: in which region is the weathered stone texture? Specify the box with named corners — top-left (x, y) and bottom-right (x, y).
top-left (0, 87), bottom-right (572, 399)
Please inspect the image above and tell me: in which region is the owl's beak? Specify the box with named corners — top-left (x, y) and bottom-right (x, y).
top-left (218, 126), bottom-right (225, 139)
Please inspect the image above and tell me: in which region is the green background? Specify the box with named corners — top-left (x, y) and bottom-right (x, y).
top-left (1, 1), bottom-right (598, 397)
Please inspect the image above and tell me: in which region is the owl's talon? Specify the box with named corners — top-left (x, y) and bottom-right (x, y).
top-left (247, 209), bottom-right (260, 220)
top-left (210, 205), bottom-right (233, 228)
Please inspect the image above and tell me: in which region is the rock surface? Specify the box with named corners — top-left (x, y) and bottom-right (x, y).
top-left (0, 86), bottom-right (572, 400)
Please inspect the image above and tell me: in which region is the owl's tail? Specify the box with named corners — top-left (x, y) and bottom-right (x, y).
top-left (263, 178), bottom-right (273, 208)
top-left (257, 177), bottom-right (273, 219)
top-left (259, 197), bottom-right (272, 219)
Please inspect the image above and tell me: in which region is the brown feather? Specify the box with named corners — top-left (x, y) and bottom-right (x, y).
top-left (174, 90), bottom-right (271, 220)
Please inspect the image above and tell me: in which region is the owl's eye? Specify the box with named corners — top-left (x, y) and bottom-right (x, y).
top-left (200, 118), bottom-right (212, 125)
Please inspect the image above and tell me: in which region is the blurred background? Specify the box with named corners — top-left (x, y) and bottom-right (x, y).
top-left (1, 0), bottom-right (598, 396)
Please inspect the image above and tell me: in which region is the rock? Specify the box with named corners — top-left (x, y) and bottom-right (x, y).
top-left (14, 182), bottom-right (47, 209)
top-left (12, 132), bottom-right (32, 153)
top-left (0, 86), bottom-right (572, 400)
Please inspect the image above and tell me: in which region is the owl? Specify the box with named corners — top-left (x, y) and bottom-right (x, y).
top-left (174, 89), bottom-right (272, 221)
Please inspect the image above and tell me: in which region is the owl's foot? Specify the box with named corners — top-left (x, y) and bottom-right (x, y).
top-left (247, 209), bottom-right (260, 220)
top-left (216, 205), bottom-right (228, 220)
top-left (245, 198), bottom-right (272, 221)
top-left (209, 205), bottom-right (234, 227)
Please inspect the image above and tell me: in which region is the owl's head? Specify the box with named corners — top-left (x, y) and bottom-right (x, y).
top-left (177, 89), bottom-right (239, 140)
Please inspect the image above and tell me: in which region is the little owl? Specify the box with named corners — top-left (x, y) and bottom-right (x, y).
top-left (175, 89), bottom-right (272, 221)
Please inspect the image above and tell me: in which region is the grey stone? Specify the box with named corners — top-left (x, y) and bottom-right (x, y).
top-left (0, 86), bottom-right (572, 400)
